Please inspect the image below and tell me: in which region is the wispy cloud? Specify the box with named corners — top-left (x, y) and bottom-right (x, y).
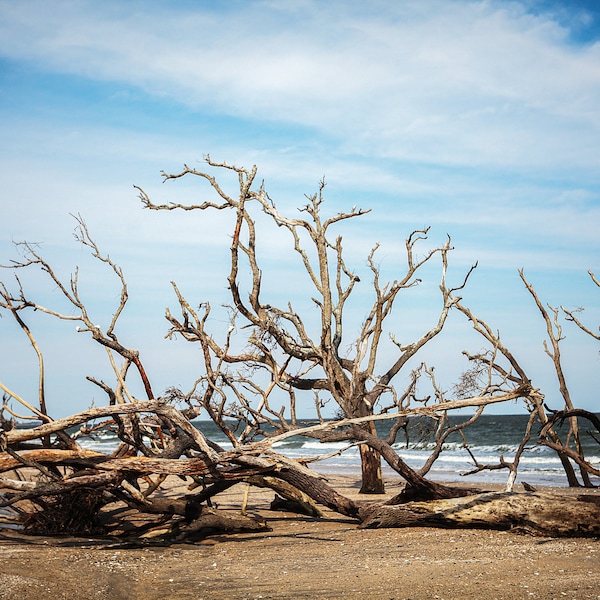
top-left (0, 0), bottom-right (599, 415)
top-left (1, 0), bottom-right (599, 172)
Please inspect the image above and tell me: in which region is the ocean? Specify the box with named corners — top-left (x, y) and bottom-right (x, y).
top-left (77, 413), bottom-right (600, 488)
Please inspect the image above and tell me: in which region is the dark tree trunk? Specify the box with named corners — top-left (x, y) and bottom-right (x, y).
top-left (359, 442), bottom-right (385, 494)
top-left (358, 420), bottom-right (386, 494)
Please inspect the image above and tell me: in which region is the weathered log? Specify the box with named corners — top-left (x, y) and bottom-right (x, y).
top-left (116, 493), bottom-right (270, 540)
top-left (0, 448), bottom-right (107, 472)
top-left (0, 448), bottom-right (274, 482)
top-left (246, 475), bottom-right (324, 517)
top-left (215, 447), bottom-right (362, 518)
top-left (117, 492), bottom-right (201, 520)
top-left (359, 490), bottom-right (600, 537)
top-left (172, 507), bottom-right (270, 540)
top-left (0, 471), bottom-right (120, 497)
top-left (96, 456), bottom-right (217, 476)
top-left (258, 451), bottom-right (361, 519)
top-left (105, 502), bottom-right (270, 541)
top-left (136, 507), bottom-right (270, 541)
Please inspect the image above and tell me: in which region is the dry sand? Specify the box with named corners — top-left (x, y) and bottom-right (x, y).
top-left (0, 474), bottom-right (599, 600)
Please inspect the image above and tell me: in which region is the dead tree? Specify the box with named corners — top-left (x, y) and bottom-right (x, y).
top-left (562, 270), bottom-right (600, 342)
top-left (1, 398), bottom-right (599, 539)
top-left (132, 157), bottom-right (534, 496)
top-left (519, 269), bottom-right (594, 486)
top-left (455, 270), bottom-right (599, 488)
top-left (3, 157), bottom-right (596, 541)
top-left (0, 216), bottom-right (364, 536)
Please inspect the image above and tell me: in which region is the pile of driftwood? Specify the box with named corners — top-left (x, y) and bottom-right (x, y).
top-left (1, 399), bottom-right (599, 542)
top-left (1, 159), bottom-right (598, 542)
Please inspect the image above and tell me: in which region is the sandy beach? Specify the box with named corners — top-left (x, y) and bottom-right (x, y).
top-left (0, 474), bottom-right (599, 600)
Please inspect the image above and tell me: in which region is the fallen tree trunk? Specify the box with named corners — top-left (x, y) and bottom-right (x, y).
top-left (260, 451), bottom-right (361, 519)
top-left (0, 448), bottom-right (106, 472)
top-left (109, 495), bottom-right (271, 542)
top-left (359, 490), bottom-right (600, 537)
top-left (0, 471), bottom-right (121, 499)
top-left (246, 474), bottom-right (324, 517)
top-left (130, 506), bottom-right (271, 542)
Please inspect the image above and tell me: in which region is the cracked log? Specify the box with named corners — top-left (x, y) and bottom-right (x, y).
top-left (122, 500), bottom-right (271, 541)
top-left (359, 490), bottom-right (600, 537)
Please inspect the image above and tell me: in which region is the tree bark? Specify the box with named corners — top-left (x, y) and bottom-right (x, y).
top-left (246, 475), bottom-right (324, 517)
top-left (251, 451), bottom-right (361, 519)
top-left (359, 490), bottom-right (600, 537)
top-left (117, 503), bottom-right (271, 541)
top-left (358, 442), bottom-right (385, 494)
top-left (275, 467), bottom-right (360, 518)
top-left (173, 507), bottom-right (270, 540)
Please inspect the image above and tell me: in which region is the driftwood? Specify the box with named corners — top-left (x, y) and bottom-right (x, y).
top-left (2, 421), bottom-right (599, 538)
top-left (168, 507), bottom-right (270, 541)
top-left (360, 491), bottom-right (600, 537)
top-left (246, 475), bottom-right (324, 518)
top-left (1, 412), bottom-right (598, 539)
top-left (118, 503), bottom-right (271, 542)
top-left (1, 172), bottom-right (599, 541)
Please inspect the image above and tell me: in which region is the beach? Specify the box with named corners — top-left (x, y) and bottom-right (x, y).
top-left (0, 474), bottom-right (599, 600)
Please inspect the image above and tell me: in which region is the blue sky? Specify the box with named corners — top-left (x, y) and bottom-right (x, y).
top-left (0, 0), bottom-right (599, 419)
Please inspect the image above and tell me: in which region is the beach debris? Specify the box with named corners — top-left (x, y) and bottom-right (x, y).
top-left (1, 158), bottom-right (598, 544)
top-left (360, 490), bottom-right (600, 537)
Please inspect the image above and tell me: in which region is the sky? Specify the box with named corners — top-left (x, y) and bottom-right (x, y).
top-left (0, 0), bottom-right (599, 420)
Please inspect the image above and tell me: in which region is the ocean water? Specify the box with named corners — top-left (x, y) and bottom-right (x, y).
top-left (78, 414), bottom-right (600, 488)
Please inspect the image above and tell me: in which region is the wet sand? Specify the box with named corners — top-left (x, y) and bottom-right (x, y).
top-left (0, 475), bottom-right (598, 599)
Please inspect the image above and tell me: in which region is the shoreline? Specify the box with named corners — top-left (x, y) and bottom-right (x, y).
top-left (310, 464), bottom-right (582, 488)
top-left (1, 475), bottom-right (599, 599)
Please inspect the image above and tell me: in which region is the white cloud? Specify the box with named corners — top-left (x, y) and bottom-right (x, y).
top-left (1, 0), bottom-right (599, 172)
